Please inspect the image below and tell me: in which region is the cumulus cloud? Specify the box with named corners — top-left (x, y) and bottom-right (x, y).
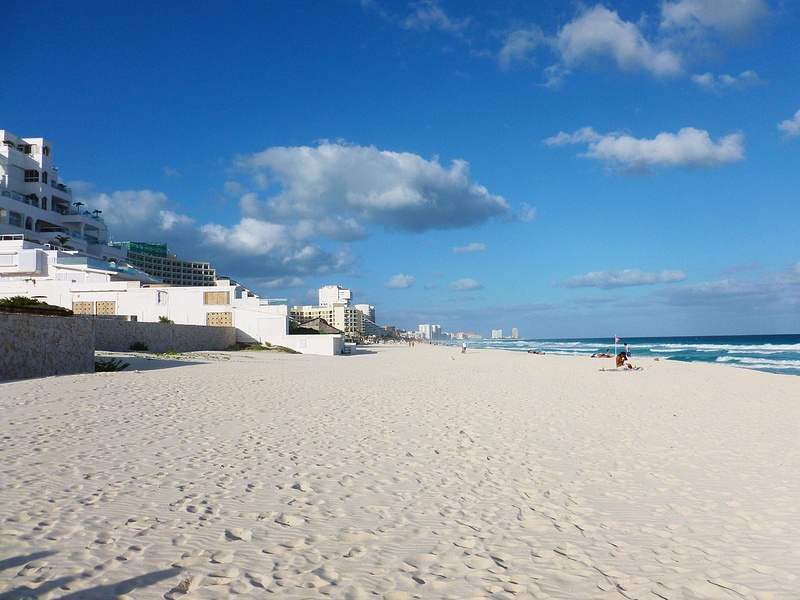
top-left (454, 242), bottom-right (486, 254)
top-left (555, 5), bottom-right (682, 78)
top-left (778, 109), bottom-right (800, 138)
top-left (85, 190), bottom-right (196, 240)
top-left (449, 278), bottom-right (484, 291)
top-left (692, 70), bottom-right (764, 91)
top-left (661, 0), bottom-right (769, 41)
top-left (74, 188), bottom-right (354, 280)
top-left (386, 274), bottom-right (416, 289)
top-left (545, 126), bottom-right (744, 172)
top-left (73, 142), bottom-right (509, 293)
top-left (236, 141), bottom-right (509, 232)
top-left (555, 269), bottom-right (688, 290)
top-left (498, 2), bottom-right (772, 86)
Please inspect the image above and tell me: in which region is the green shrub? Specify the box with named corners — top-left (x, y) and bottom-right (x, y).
top-left (130, 341), bottom-right (149, 351)
top-left (0, 295), bottom-right (69, 312)
top-left (158, 316), bottom-right (174, 323)
top-left (95, 358), bottom-right (130, 372)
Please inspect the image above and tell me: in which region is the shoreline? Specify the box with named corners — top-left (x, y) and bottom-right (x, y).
top-left (2, 345), bottom-right (799, 598)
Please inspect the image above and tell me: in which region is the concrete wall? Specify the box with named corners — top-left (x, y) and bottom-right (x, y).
top-left (94, 319), bottom-right (237, 353)
top-left (0, 313), bottom-right (95, 381)
top-left (280, 333), bottom-right (344, 355)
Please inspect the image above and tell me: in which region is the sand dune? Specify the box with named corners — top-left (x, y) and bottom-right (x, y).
top-left (1, 345), bottom-right (799, 599)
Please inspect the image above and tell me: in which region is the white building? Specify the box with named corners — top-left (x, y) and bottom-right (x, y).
top-left (0, 236), bottom-right (343, 355)
top-left (492, 329), bottom-right (503, 339)
top-left (418, 324), bottom-right (443, 340)
top-left (1, 130), bottom-right (125, 261)
top-left (511, 328), bottom-right (519, 339)
top-left (319, 285), bottom-right (352, 307)
top-left (111, 241), bottom-right (217, 286)
top-left (354, 303), bottom-right (375, 323)
top-left (0, 130), bottom-right (343, 355)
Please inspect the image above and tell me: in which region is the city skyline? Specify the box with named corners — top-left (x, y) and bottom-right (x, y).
top-left (6, 1), bottom-right (800, 337)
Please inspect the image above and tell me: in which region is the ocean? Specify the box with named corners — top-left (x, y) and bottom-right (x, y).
top-left (461, 334), bottom-right (800, 377)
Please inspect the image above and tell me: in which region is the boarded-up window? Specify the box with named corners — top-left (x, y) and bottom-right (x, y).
top-left (206, 312), bottom-right (232, 327)
top-left (72, 301), bottom-right (94, 315)
top-left (96, 301), bottom-right (116, 315)
top-left (204, 291), bottom-right (229, 305)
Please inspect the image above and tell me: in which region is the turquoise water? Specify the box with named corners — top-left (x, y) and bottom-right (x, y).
top-left (461, 334), bottom-right (800, 377)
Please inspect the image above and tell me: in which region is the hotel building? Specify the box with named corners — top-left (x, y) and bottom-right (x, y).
top-left (111, 241), bottom-right (217, 287)
top-left (0, 130), bottom-right (124, 260)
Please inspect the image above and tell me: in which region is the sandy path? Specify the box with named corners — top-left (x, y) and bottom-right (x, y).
top-left (1, 345), bottom-right (799, 599)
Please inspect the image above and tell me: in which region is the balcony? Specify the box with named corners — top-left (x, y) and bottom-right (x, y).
top-left (51, 181), bottom-right (72, 195)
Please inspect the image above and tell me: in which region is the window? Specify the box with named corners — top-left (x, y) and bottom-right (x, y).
top-left (42, 171), bottom-right (48, 184)
top-left (204, 291), bottom-right (230, 305)
top-left (24, 170), bottom-right (39, 182)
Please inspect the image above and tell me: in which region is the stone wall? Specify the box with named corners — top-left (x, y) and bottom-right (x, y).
top-left (95, 319), bottom-right (237, 353)
top-left (0, 313), bottom-right (96, 381)
top-left (0, 314), bottom-right (238, 382)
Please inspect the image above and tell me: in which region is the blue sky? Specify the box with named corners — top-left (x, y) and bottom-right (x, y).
top-left (6, 0), bottom-right (800, 337)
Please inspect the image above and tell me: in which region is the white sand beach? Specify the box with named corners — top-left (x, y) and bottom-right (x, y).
top-left (1, 345), bottom-right (799, 599)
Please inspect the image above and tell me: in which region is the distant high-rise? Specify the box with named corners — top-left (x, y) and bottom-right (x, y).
top-left (492, 329), bottom-right (503, 339)
top-left (512, 328), bottom-right (519, 339)
top-left (319, 285), bottom-right (352, 307)
top-left (419, 324), bottom-right (443, 340)
top-left (355, 303), bottom-right (375, 323)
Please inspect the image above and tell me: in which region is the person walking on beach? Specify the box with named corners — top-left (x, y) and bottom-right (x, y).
top-left (625, 343), bottom-right (631, 358)
top-left (461, 341), bottom-right (467, 354)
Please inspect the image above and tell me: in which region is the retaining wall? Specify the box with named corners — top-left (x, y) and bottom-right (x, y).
top-left (0, 313), bottom-right (96, 381)
top-left (94, 319), bottom-right (237, 353)
top-left (1, 314), bottom-right (238, 382)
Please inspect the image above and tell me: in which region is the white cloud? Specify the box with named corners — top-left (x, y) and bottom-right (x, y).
top-left (73, 188), bottom-right (353, 280)
top-left (555, 5), bottom-right (683, 79)
top-left (401, 1), bottom-right (469, 34)
top-left (500, 5), bottom-right (683, 83)
top-left (73, 142), bottom-right (510, 292)
top-left (499, 2), bottom-right (771, 86)
top-left (556, 269), bottom-right (688, 290)
top-left (261, 276), bottom-right (305, 290)
top-left (778, 109), bottom-right (800, 138)
top-left (692, 70), bottom-right (763, 91)
top-left (518, 203), bottom-right (537, 222)
top-left (236, 141), bottom-right (509, 231)
top-left (655, 263), bottom-right (800, 312)
top-left (545, 126), bottom-right (744, 172)
top-left (84, 190), bottom-right (197, 240)
top-left (386, 274), bottom-right (416, 289)
top-left (449, 278), bottom-right (484, 291)
top-left (661, 0), bottom-right (769, 41)
top-left (499, 25), bottom-right (548, 69)
top-left (454, 242), bottom-right (486, 254)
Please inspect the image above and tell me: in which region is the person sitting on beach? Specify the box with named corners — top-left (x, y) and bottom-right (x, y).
top-left (616, 352), bottom-right (628, 368)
